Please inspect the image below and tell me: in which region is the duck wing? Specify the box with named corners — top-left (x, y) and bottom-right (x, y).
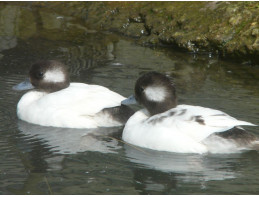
top-left (38, 83), bottom-right (126, 116)
top-left (146, 104), bottom-right (256, 142)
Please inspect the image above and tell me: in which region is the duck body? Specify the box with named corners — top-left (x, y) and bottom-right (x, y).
top-left (14, 60), bottom-right (133, 128)
top-left (18, 83), bottom-right (126, 128)
top-left (122, 71), bottom-right (257, 154)
top-left (122, 104), bottom-right (256, 154)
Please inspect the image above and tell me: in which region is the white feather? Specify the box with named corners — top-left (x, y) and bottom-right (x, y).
top-left (145, 86), bottom-right (166, 102)
top-left (44, 69), bottom-right (65, 83)
top-left (122, 104), bottom-right (256, 154)
top-left (17, 83), bottom-right (126, 128)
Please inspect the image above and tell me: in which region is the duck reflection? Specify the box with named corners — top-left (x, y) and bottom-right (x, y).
top-left (125, 144), bottom-right (238, 188)
top-left (18, 120), bottom-right (122, 155)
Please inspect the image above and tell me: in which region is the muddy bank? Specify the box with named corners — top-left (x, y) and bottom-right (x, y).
top-left (2, 2), bottom-right (259, 64)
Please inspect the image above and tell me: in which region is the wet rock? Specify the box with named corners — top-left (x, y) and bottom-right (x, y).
top-left (2, 1), bottom-right (258, 64)
top-left (229, 15), bottom-right (242, 26)
top-left (128, 14), bottom-right (145, 23)
top-left (252, 38), bottom-right (259, 50)
top-left (251, 28), bottom-right (259, 36)
top-left (124, 23), bottom-right (148, 38)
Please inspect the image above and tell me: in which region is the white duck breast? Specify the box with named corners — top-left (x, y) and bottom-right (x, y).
top-left (122, 104), bottom-right (256, 154)
top-left (17, 83), bottom-right (126, 128)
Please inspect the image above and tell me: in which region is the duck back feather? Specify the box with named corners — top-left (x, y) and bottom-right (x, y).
top-left (122, 105), bottom-right (256, 153)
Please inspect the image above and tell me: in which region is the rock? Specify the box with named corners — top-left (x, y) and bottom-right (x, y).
top-left (4, 1), bottom-right (258, 64)
top-left (124, 23), bottom-right (148, 38)
top-left (229, 15), bottom-right (242, 26)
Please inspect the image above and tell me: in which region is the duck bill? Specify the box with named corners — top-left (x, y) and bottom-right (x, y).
top-left (12, 78), bottom-right (35, 91)
top-left (121, 95), bottom-right (137, 105)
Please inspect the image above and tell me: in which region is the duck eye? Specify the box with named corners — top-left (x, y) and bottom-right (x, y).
top-left (37, 71), bottom-right (44, 78)
top-left (140, 87), bottom-right (144, 93)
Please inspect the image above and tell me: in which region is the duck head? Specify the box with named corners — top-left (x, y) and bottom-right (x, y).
top-left (122, 72), bottom-right (177, 115)
top-left (13, 60), bottom-right (70, 93)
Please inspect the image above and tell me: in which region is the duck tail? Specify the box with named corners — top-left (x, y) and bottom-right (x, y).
top-left (237, 120), bottom-right (257, 127)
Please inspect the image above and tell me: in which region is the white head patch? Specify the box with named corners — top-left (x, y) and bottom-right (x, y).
top-left (44, 69), bottom-right (65, 83)
top-left (145, 86), bottom-right (167, 102)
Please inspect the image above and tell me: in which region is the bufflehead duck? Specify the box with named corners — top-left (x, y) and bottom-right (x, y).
top-left (121, 72), bottom-right (258, 154)
top-left (13, 60), bottom-right (134, 128)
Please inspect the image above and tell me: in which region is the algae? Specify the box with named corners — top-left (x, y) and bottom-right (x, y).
top-left (0, 1), bottom-right (258, 64)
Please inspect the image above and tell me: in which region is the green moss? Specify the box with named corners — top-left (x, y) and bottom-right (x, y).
top-left (1, 1), bottom-right (258, 63)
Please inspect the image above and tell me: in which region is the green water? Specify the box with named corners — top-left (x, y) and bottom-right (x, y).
top-left (0, 3), bottom-right (259, 194)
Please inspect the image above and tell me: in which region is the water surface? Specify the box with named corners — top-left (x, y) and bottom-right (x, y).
top-left (0, 3), bottom-right (259, 195)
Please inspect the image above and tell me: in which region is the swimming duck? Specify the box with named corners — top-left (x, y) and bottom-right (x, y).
top-left (13, 60), bottom-right (134, 128)
top-left (121, 71), bottom-right (257, 154)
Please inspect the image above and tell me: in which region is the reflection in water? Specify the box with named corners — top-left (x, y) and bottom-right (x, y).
top-left (17, 120), bottom-right (122, 155)
top-left (0, 36), bottom-right (17, 52)
top-left (132, 168), bottom-right (178, 195)
top-left (0, 3), bottom-right (119, 74)
top-left (124, 144), bottom-right (237, 185)
top-left (17, 120), bottom-right (123, 172)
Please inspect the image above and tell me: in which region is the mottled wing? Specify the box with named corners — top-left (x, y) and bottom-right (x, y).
top-left (146, 104), bottom-right (256, 142)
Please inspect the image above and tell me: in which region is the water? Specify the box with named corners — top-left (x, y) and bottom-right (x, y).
top-left (0, 3), bottom-right (259, 195)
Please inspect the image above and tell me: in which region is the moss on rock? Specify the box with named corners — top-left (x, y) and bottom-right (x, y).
top-left (2, 1), bottom-right (259, 64)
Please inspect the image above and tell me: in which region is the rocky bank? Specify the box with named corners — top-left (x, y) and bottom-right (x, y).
top-left (3, 2), bottom-right (259, 64)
